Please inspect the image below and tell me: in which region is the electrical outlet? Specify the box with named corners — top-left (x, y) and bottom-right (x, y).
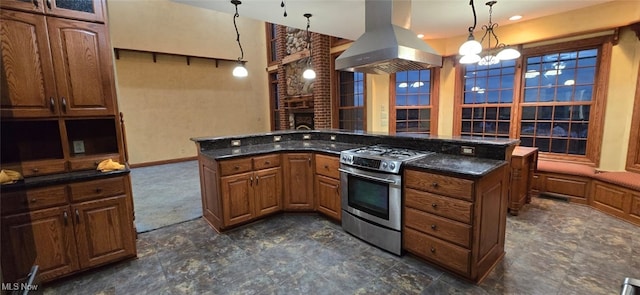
top-left (274, 136), bottom-right (281, 142)
top-left (330, 135), bottom-right (337, 141)
top-left (303, 134), bottom-right (311, 140)
top-left (461, 146), bottom-right (475, 155)
top-left (231, 140), bottom-right (241, 146)
top-left (73, 140), bottom-right (85, 154)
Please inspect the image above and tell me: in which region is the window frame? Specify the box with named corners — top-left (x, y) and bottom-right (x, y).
top-left (389, 68), bottom-right (440, 135)
top-left (265, 23), bottom-right (278, 66)
top-left (454, 35), bottom-right (613, 165)
top-left (268, 71), bottom-right (280, 131)
top-left (626, 62), bottom-right (640, 173)
top-left (332, 53), bottom-right (366, 131)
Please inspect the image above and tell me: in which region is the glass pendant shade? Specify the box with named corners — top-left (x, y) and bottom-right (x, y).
top-left (460, 54), bottom-right (481, 64)
top-left (496, 47), bottom-right (521, 61)
top-left (459, 38), bottom-right (482, 56)
top-left (232, 63), bottom-right (248, 77)
top-left (303, 67), bottom-right (316, 80)
top-left (478, 55), bottom-right (500, 66)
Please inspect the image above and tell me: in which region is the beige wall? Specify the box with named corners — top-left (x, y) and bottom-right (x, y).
top-left (107, 0), bottom-right (269, 164)
top-left (363, 1), bottom-right (639, 171)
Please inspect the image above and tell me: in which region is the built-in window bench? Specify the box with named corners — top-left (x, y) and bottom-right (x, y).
top-left (532, 160), bottom-right (640, 226)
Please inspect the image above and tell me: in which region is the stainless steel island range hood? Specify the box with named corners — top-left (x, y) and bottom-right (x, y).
top-left (335, 0), bottom-right (442, 74)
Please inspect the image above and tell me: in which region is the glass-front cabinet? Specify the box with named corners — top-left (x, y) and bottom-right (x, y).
top-left (0, 0), bottom-right (104, 22)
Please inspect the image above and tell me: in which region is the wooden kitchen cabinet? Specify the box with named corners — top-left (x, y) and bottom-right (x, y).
top-left (214, 154), bottom-right (283, 228)
top-left (0, 174), bottom-right (136, 283)
top-left (509, 146), bottom-right (538, 215)
top-left (283, 153), bottom-right (314, 210)
top-left (314, 154), bottom-right (341, 221)
top-left (403, 164), bottom-right (509, 283)
top-left (1, 10), bottom-right (115, 118)
top-left (0, 0), bottom-right (105, 23)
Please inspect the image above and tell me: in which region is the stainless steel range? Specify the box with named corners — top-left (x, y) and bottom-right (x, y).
top-left (339, 145), bottom-right (432, 255)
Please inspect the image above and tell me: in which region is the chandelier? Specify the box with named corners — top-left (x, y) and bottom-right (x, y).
top-left (231, 0), bottom-right (248, 77)
top-left (302, 13), bottom-right (316, 80)
top-left (458, 0), bottom-right (520, 66)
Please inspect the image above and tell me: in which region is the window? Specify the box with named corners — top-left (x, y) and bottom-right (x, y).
top-left (461, 60), bottom-right (515, 138)
top-left (268, 72), bottom-right (280, 131)
top-left (455, 36), bottom-right (612, 164)
top-left (391, 69), bottom-right (438, 134)
top-left (336, 71), bottom-right (365, 131)
top-left (520, 49), bottom-right (598, 155)
top-left (265, 23), bottom-right (278, 65)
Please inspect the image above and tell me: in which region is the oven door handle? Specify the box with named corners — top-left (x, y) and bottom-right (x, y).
top-left (338, 168), bottom-right (397, 184)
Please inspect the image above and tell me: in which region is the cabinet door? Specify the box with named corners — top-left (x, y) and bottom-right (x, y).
top-left (0, 10), bottom-right (58, 118)
top-left (0, 0), bottom-right (45, 13)
top-left (254, 167), bottom-right (282, 217)
top-left (221, 172), bottom-right (254, 226)
top-left (73, 195), bottom-right (136, 268)
top-left (46, 0), bottom-right (105, 23)
top-left (47, 17), bottom-right (115, 116)
top-left (315, 175), bottom-right (341, 221)
top-left (1, 206), bottom-right (79, 282)
top-left (283, 153), bottom-right (314, 210)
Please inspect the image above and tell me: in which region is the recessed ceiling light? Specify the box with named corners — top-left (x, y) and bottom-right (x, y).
top-left (417, 34), bottom-right (424, 39)
top-left (509, 15), bottom-right (522, 21)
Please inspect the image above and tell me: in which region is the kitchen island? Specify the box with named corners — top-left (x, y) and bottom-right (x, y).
top-left (191, 130), bottom-right (518, 283)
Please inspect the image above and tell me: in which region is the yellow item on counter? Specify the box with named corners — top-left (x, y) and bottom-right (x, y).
top-left (0, 169), bottom-right (23, 184)
top-left (97, 159), bottom-right (125, 172)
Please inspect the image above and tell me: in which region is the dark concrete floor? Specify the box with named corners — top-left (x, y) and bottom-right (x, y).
top-left (43, 197), bottom-right (639, 295)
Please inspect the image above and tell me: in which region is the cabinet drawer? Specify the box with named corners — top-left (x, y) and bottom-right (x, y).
top-left (1, 185), bottom-right (68, 214)
top-left (404, 227), bottom-right (470, 275)
top-left (3, 160), bottom-right (67, 178)
top-left (315, 154), bottom-right (339, 179)
top-left (69, 154), bottom-right (121, 171)
top-left (219, 158), bottom-right (252, 176)
top-left (69, 177), bottom-right (126, 202)
top-left (405, 188), bottom-right (472, 224)
top-left (405, 169), bottom-right (474, 201)
top-left (253, 154), bottom-right (280, 170)
top-left (405, 207), bottom-right (471, 248)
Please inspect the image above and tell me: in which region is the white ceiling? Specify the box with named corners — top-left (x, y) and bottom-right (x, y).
top-left (175, 0), bottom-right (614, 40)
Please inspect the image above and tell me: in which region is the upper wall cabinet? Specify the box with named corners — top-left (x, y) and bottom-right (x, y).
top-left (0, 9), bottom-right (116, 118)
top-left (0, 0), bottom-right (105, 23)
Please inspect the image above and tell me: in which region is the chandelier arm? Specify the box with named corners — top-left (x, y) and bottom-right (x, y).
top-left (233, 2), bottom-right (244, 61)
top-left (467, 0), bottom-right (477, 33)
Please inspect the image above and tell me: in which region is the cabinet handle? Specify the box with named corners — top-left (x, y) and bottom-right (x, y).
top-left (49, 97), bottom-right (55, 112)
top-left (255, 175), bottom-right (259, 185)
top-left (234, 165), bottom-right (240, 170)
top-left (431, 203), bottom-right (437, 208)
top-left (45, 0), bottom-right (51, 10)
top-left (30, 198), bottom-right (37, 203)
top-left (431, 224), bottom-right (437, 230)
top-left (75, 209), bottom-right (80, 223)
top-left (431, 182), bottom-right (439, 188)
top-left (336, 185), bottom-right (340, 195)
top-left (250, 176), bottom-right (253, 186)
top-left (32, 168), bottom-right (39, 173)
top-left (63, 211), bottom-right (68, 225)
top-left (430, 247), bottom-right (436, 253)
top-left (324, 165), bottom-right (329, 169)
top-left (265, 161), bottom-right (270, 165)
top-left (94, 161), bottom-right (100, 166)
top-left (308, 157), bottom-right (311, 166)
top-left (95, 187), bottom-right (103, 193)
top-left (61, 97), bottom-right (67, 112)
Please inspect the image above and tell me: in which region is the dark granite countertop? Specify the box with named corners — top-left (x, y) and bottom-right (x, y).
top-left (200, 140), bottom-right (364, 159)
top-left (1, 167), bottom-right (131, 192)
top-left (405, 153), bottom-right (507, 178)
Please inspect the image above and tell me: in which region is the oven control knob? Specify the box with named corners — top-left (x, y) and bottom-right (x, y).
top-left (389, 163), bottom-right (396, 170)
top-left (381, 162), bottom-right (388, 169)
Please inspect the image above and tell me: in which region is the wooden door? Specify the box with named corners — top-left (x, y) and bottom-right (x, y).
top-left (0, 0), bottom-right (45, 15)
top-left (47, 17), bottom-right (115, 117)
top-left (46, 0), bottom-right (105, 23)
top-left (1, 206), bottom-right (79, 282)
top-left (283, 153), bottom-right (314, 210)
top-left (0, 10), bottom-right (58, 118)
top-left (73, 195), bottom-right (136, 268)
top-left (254, 167), bottom-right (282, 217)
top-left (315, 175), bottom-right (341, 221)
top-left (220, 172), bottom-right (254, 226)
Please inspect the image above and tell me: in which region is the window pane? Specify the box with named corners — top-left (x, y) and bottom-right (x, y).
top-left (394, 69), bottom-right (432, 134)
top-left (462, 108), bottom-right (472, 119)
top-left (338, 70), bottom-right (365, 131)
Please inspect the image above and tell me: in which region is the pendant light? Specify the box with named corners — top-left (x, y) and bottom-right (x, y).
top-left (302, 13), bottom-right (316, 80)
top-left (231, 0), bottom-right (248, 77)
top-left (459, 1), bottom-right (520, 65)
